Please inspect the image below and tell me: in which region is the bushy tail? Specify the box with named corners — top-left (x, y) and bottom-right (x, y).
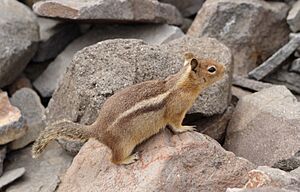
top-left (32, 119), bottom-right (92, 158)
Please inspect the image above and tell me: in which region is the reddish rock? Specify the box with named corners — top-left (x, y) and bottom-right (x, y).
top-left (58, 130), bottom-right (254, 192)
top-left (0, 92), bottom-right (26, 145)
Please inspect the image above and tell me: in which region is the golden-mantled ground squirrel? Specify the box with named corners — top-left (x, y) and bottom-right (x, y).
top-left (32, 53), bottom-right (225, 165)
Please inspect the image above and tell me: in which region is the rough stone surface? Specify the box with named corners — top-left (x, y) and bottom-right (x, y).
top-left (0, 0), bottom-right (39, 87)
top-left (227, 187), bottom-right (297, 192)
top-left (0, 146), bottom-right (6, 176)
top-left (224, 86), bottom-right (300, 166)
top-left (290, 58), bottom-right (300, 74)
top-left (248, 35), bottom-right (300, 81)
top-left (244, 166), bottom-right (300, 189)
top-left (186, 105), bottom-right (234, 143)
top-left (9, 88), bottom-right (46, 150)
top-left (33, 0), bottom-right (183, 25)
top-left (5, 143), bottom-right (72, 192)
top-left (233, 75), bottom-right (273, 92)
top-left (58, 130), bottom-right (254, 192)
top-left (0, 92), bottom-right (26, 145)
top-left (287, 0), bottom-right (300, 32)
top-left (273, 151), bottom-right (300, 172)
top-left (265, 62), bottom-right (300, 94)
top-left (0, 168), bottom-right (25, 189)
top-left (8, 74), bottom-right (32, 96)
top-left (45, 37), bottom-right (232, 153)
top-left (33, 17), bottom-right (81, 62)
top-left (188, 0), bottom-right (290, 76)
top-left (33, 24), bottom-right (184, 97)
top-left (159, 0), bottom-right (205, 17)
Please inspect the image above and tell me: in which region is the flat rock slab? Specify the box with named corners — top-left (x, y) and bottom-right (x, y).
top-left (159, 0), bottom-right (205, 17)
top-left (0, 92), bottom-right (26, 145)
top-left (45, 37), bottom-right (232, 153)
top-left (33, 17), bottom-right (81, 62)
top-left (33, 24), bottom-right (184, 97)
top-left (5, 143), bottom-right (72, 192)
top-left (33, 0), bottom-right (183, 25)
top-left (188, 0), bottom-right (289, 76)
top-left (224, 86), bottom-right (300, 166)
top-left (0, 0), bottom-right (39, 87)
top-left (9, 88), bottom-right (46, 150)
top-left (0, 168), bottom-right (25, 189)
top-left (57, 130), bottom-right (254, 192)
top-left (0, 146), bottom-right (6, 176)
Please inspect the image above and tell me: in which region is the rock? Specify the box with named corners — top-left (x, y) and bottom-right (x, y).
top-left (33, 24), bottom-right (184, 97)
top-left (227, 166), bottom-right (300, 192)
top-left (233, 75), bottom-right (273, 92)
top-left (272, 151), bottom-right (300, 172)
top-left (224, 86), bottom-right (300, 166)
top-left (0, 92), bottom-right (26, 145)
top-left (57, 130), bottom-right (255, 192)
top-left (287, 1), bottom-right (300, 32)
top-left (5, 143), bottom-right (72, 192)
top-left (0, 168), bottom-right (25, 189)
top-left (264, 62), bottom-right (300, 94)
top-left (0, 0), bottom-right (39, 87)
top-left (8, 74), bottom-right (32, 95)
top-left (187, 0), bottom-right (290, 76)
top-left (9, 88), bottom-right (45, 150)
top-left (231, 86), bottom-right (252, 101)
top-left (244, 166), bottom-right (300, 189)
top-left (291, 167), bottom-right (300, 180)
top-left (290, 58), bottom-right (300, 74)
top-left (33, 0), bottom-right (183, 25)
top-left (248, 35), bottom-right (300, 81)
top-left (45, 37), bottom-right (232, 153)
top-left (180, 18), bottom-right (193, 33)
top-left (226, 187), bottom-right (297, 192)
top-left (186, 105), bottom-right (234, 143)
top-left (159, 0), bottom-right (205, 17)
top-left (33, 17), bottom-right (81, 62)
top-left (0, 146), bottom-right (6, 176)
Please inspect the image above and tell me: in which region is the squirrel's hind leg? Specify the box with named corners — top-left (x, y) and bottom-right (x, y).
top-left (110, 142), bottom-right (138, 165)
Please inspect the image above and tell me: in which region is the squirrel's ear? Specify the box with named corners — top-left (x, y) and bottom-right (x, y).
top-left (184, 52), bottom-right (195, 61)
top-left (190, 58), bottom-right (198, 73)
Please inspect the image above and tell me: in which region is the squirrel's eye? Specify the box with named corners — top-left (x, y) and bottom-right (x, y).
top-left (207, 66), bottom-right (216, 74)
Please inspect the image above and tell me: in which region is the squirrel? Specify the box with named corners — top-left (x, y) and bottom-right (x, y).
top-left (32, 52), bottom-right (225, 165)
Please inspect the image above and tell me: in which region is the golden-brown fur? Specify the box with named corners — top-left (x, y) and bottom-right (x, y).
top-left (32, 53), bottom-right (225, 165)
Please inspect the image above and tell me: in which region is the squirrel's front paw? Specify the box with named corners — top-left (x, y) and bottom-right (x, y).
top-left (171, 125), bottom-right (196, 133)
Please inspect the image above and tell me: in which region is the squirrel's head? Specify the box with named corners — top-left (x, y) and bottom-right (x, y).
top-left (184, 52), bottom-right (225, 86)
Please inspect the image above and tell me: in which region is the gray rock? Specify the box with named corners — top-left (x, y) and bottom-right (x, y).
top-left (5, 143), bottom-right (72, 192)
top-left (248, 35), bottom-right (300, 81)
top-left (9, 88), bottom-right (45, 150)
top-left (290, 58), bottom-right (300, 74)
top-left (188, 0), bottom-right (290, 76)
top-left (159, 0), bottom-right (205, 17)
top-left (233, 75), bottom-right (273, 92)
top-left (45, 37), bottom-right (232, 153)
top-left (0, 0), bottom-right (39, 87)
top-left (33, 24), bottom-right (184, 97)
top-left (264, 62), bottom-right (300, 94)
top-left (224, 86), bottom-right (300, 166)
top-left (0, 146), bottom-right (6, 176)
top-left (227, 187), bottom-right (296, 192)
top-left (0, 92), bottom-right (26, 145)
top-left (33, 17), bottom-right (81, 62)
top-left (291, 167), bottom-right (300, 180)
top-left (57, 130), bottom-right (255, 192)
top-left (0, 168), bottom-right (25, 190)
top-left (33, 0), bottom-right (183, 25)
top-left (272, 151), bottom-right (300, 172)
top-left (287, 0), bottom-right (300, 32)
